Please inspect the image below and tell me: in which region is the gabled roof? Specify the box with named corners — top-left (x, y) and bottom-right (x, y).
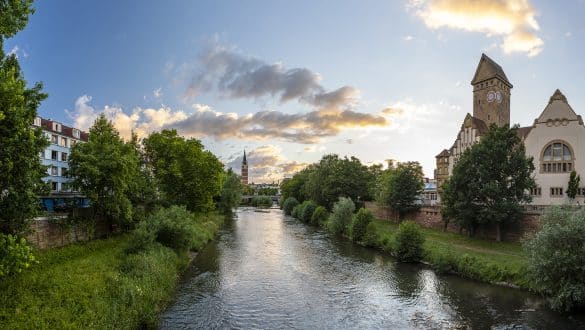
top-left (436, 149), bottom-right (450, 158)
top-left (39, 118), bottom-right (89, 141)
top-left (460, 113), bottom-right (489, 134)
top-left (471, 53), bottom-right (512, 88)
top-left (535, 89), bottom-right (581, 124)
top-left (516, 126), bottom-right (532, 140)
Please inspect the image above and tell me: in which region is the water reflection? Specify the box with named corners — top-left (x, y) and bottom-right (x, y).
top-left (161, 208), bottom-right (585, 329)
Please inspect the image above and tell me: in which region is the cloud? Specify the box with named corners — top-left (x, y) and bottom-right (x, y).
top-left (410, 0), bottom-right (543, 57)
top-left (67, 95), bottom-right (187, 139)
top-left (403, 35), bottom-right (414, 41)
top-left (153, 88), bottom-right (162, 98)
top-left (167, 103), bottom-right (387, 144)
top-left (382, 107), bottom-right (404, 116)
top-left (225, 145), bottom-right (309, 183)
top-left (185, 45), bottom-right (360, 112)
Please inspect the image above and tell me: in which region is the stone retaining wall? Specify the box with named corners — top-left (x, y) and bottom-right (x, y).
top-left (365, 202), bottom-right (540, 242)
top-left (27, 216), bottom-right (110, 249)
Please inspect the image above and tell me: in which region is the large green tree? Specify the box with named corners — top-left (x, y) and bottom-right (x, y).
top-left (567, 170), bottom-right (580, 201)
top-left (218, 169), bottom-right (242, 214)
top-left (377, 161), bottom-right (424, 219)
top-left (0, 0), bottom-right (49, 235)
top-left (68, 115), bottom-right (140, 229)
top-left (442, 125), bottom-right (535, 241)
top-left (143, 129), bottom-right (223, 212)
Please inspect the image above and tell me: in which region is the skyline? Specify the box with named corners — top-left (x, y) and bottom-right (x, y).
top-left (5, 0), bottom-right (585, 182)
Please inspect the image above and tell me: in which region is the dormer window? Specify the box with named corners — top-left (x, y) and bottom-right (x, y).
top-left (52, 122), bottom-right (62, 132)
top-left (33, 117), bottom-right (41, 126)
top-left (73, 129), bottom-right (80, 139)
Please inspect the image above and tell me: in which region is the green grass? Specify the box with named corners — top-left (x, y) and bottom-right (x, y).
top-left (0, 212), bottom-right (224, 329)
top-left (366, 219), bottom-right (530, 288)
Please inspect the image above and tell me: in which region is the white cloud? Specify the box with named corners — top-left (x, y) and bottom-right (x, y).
top-left (153, 88), bottom-right (162, 98)
top-left (403, 35), bottom-right (414, 41)
top-left (410, 0), bottom-right (543, 57)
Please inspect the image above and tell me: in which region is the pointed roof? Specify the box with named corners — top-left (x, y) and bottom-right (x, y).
top-left (460, 113), bottom-right (488, 134)
top-left (436, 149), bottom-right (450, 158)
top-left (535, 89), bottom-right (582, 124)
top-left (471, 53), bottom-right (512, 88)
top-left (242, 150), bottom-right (247, 165)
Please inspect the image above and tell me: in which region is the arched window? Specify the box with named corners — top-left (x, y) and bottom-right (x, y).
top-left (541, 141), bottom-right (574, 173)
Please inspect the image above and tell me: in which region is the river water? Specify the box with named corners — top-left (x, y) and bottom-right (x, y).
top-left (160, 208), bottom-right (585, 329)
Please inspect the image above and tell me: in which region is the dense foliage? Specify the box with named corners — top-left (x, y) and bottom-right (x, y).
top-left (69, 115), bottom-right (140, 229)
top-left (442, 125), bottom-right (535, 241)
top-left (0, 0), bottom-right (49, 235)
top-left (219, 169), bottom-right (242, 213)
top-left (567, 170), bottom-right (581, 200)
top-left (282, 197), bottom-right (299, 216)
top-left (350, 208), bottom-right (373, 242)
top-left (394, 221), bottom-right (425, 262)
top-left (310, 206), bottom-right (328, 226)
top-left (143, 129), bottom-right (223, 212)
top-left (525, 207), bottom-right (585, 312)
top-left (298, 200), bottom-right (318, 223)
top-left (328, 197), bottom-right (355, 235)
top-left (376, 161), bottom-right (424, 219)
top-left (251, 195), bottom-right (273, 208)
top-left (0, 233), bottom-right (36, 278)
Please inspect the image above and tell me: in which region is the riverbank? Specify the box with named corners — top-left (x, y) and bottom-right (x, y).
top-left (365, 218), bottom-right (530, 288)
top-left (0, 213), bottom-right (224, 329)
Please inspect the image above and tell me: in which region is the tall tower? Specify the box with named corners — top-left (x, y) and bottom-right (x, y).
top-left (241, 150), bottom-right (248, 185)
top-left (471, 54), bottom-right (513, 127)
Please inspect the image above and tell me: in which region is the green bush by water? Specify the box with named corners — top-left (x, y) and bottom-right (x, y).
top-left (298, 200), bottom-right (317, 223)
top-left (328, 197), bottom-right (355, 235)
top-left (350, 208), bottom-right (373, 242)
top-left (394, 221), bottom-right (425, 262)
top-left (282, 197), bottom-right (299, 216)
top-left (251, 196), bottom-right (273, 208)
top-left (310, 206), bottom-right (328, 226)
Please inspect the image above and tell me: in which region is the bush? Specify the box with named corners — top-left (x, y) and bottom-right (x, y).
top-left (127, 206), bottom-right (197, 254)
top-left (0, 234), bottom-right (36, 278)
top-left (311, 206), bottom-right (328, 226)
top-left (394, 220), bottom-right (425, 262)
top-left (251, 196), bottom-right (273, 208)
top-left (350, 208), bottom-right (373, 242)
top-left (525, 207), bottom-right (585, 312)
top-left (291, 204), bottom-right (302, 219)
top-left (282, 197), bottom-right (299, 216)
top-left (328, 197), bottom-right (355, 235)
top-left (299, 200), bottom-right (317, 223)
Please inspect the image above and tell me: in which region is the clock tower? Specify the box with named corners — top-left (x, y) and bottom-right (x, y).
top-left (471, 54), bottom-right (512, 127)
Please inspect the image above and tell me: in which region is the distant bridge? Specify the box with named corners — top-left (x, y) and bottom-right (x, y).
top-left (241, 195), bottom-right (280, 204)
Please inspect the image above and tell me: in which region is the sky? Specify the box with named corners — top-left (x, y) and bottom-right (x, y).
top-left (5, 0), bottom-right (585, 183)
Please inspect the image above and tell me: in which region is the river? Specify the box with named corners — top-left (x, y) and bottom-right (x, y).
top-left (160, 208), bottom-right (585, 329)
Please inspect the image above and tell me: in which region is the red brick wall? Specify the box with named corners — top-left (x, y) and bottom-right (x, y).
top-left (365, 202), bottom-right (540, 242)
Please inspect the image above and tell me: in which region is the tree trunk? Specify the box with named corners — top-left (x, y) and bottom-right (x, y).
top-left (496, 222), bottom-right (502, 242)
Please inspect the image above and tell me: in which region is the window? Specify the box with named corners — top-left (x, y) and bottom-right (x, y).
top-left (33, 117), bottom-right (41, 126)
top-left (71, 140), bottom-right (77, 147)
top-left (578, 188), bottom-right (585, 196)
top-left (51, 135), bottom-right (58, 144)
top-left (61, 167), bottom-right (68, 177)
top-left (51, 182), bottom-right (58, 191)
top-left (51, 166), bottom-right (58, 176)
top-left (73, 129), bottom-right (80, 138)
top-left (61, 182), bottom-right (71, 192)
top-left (530, 187), bottom-right (542, 196)
top-left (61, 152), bottom-right (68, 161)
top-left (541, 142), bottom-right (573, 173)
top-left (550, 187), bottom-right (564, 197)
top-left (51, 150), bottom-right (58, 160)
top-left (52, 122), bottom-right (62, 132)
top-left (61, 137), bottom-right (68, 147)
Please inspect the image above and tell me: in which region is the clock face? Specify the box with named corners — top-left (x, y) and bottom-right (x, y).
top-left (487, 91), bottom-right (495, 103)
top-left (495, 91), bottom-right (502, 103)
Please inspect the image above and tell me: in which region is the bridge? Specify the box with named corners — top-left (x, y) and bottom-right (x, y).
top-left (241, 195), bottom-right (280, 204)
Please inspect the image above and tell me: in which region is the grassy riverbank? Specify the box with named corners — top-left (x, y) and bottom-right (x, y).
top-left (365, 219), bottom-right (530, 288)
top-left (0, 213), bottom-right (224, 329)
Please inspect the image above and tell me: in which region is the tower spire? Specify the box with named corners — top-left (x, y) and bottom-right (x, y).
top-left (241, 150), bottom-right (249, 185)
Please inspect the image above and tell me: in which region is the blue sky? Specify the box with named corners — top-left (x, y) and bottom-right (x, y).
top-left (5, 0), bottom-right (585, 182)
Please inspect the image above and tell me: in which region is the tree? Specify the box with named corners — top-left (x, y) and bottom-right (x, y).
top-left (442, 125), bottom-right (535, 241)
top-left (218, 169), bottom-right (242, 214)
top-left (377, 161), bottom-right (424, 220)
top-left (525, 207), bottom-right (585, 312)
top-left (68, 115), bottom-right (140, 229)
top-left (328, 197), bottom-right (355, 235)
top-left (0, 0), bottom-right (49, 235)
top-left (567, 170), bottom-right (580, 201)
top-left (143, 129), bottom-right (223, 212)
top-left (280, 166), bottom-right (313, 203)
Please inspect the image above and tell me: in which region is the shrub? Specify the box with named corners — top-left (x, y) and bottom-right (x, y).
top-left (0, 234), bottom-right (36, 278)
top-left (282, 197), bottom-right (299, 216)
top-left (328, 197), bottom-right (355, 235)
top-left (394, 220), bottom-right (425, 262)
top-left (291, 204), bottom-right (302, 219)
top-left (251, 196), bottom-right (273, 208)
top-left (350, 208), bottom-right (373, 242)
top-left (127, 206), bottom-right (197, 254)
top-left (525, 207), bottom-right (585, 312)
top-left (311, 206), bottom-right (328, 226)
top-left (299, 200), bottom-right (318, 223)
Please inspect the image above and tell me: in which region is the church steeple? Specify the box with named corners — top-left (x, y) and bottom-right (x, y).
top-left (241, 150), bottom-right (249, 185)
